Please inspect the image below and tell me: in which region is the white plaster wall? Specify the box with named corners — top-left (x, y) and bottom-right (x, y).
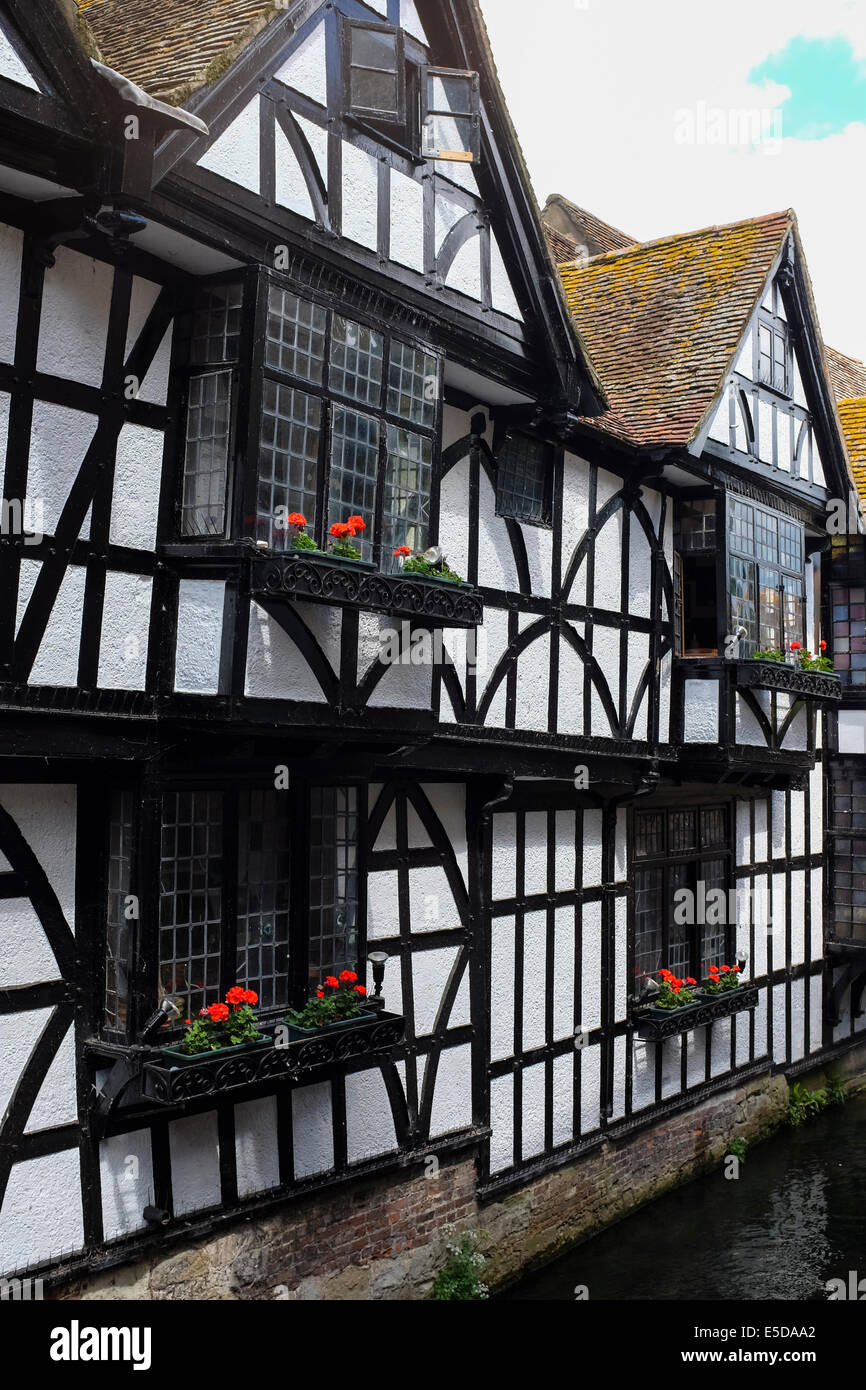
top-left (684, 679), bottom-right (718, 741)
top-left (25, 1022), bottom-right (76, 1131)
top-left (169, 1112), bottom-right (221, 1215)
top-left (446, 234), bottom-right (482, 300)
top-left (199, 98), bottom-right (260, 193)
top-left (390, 170), bottom-right (424, 271)
top-left (632, 1039), bottom-right (655, 1111)
top-left (341, 141), bottom-right (379, 251)
top-left (0, 28), bottom-right (38, 89)
top-left (521, 1061), bottom-right (545, 1159)
top-left (17, 561), bottom-right (85, 686)
top-left (580, 901), bottom-right (602, 1030)
top-left (274, 22), bottom-right (327, 104)
top-left (27, 401), bottom-right (98, 539)
top-left (583, 809), bottom-right (602, 886)
top-left (0, 783), bottom-right (75, 931)
top-left (109, 422), bottom-right (163, 550)
top-left (489, 1073), bottom-right (513, 1171)
top-left (552, 906), bottom-right (575, 1040)
top-left (0, 900), bottom-right (62, 987)
top-left (292, 1081), bottom-right (334, 1178)
top-left (345, 1069), bottom-right (398, 1162)
top-left (98, 573), bottom-right (151, 690)
top-left (276, 124), bottom-right (314, 219)
top-left (579, 1044), bottom-right (601, 1133)
top-left (412, 946), bottom-right (462, 1036)
top-left (521, 911), bottom-right (546, 1051)
top-left (235, 1096), bottom-right (280, 1199)
top-left (100, 1131), bottom-right (155, 1241)
top-left (0, 1149), bottom-right (83, 1274)
top-left (426, 1043), bottom-right (472, 1138)
top-left (551, 1052), bottom-right (572, 1146)
top-left (489, 234), bottom-right (523, 321)
top-left (176, 579), bottom-right (224, 695)
top-left (37, 248), bottom-right (112, 388)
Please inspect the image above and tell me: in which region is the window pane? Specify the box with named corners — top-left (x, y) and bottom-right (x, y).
top-left (754, 508), bottom-right (778, 564)
top-left (779, 519), bottom-right (802, 572)
top-left (237, 790), bottom-right (291, 1010)
top-left (387, 340), bottom-right (438, 427)
top-left (635, 811), bottom-right (664, 858)
top-left (680, 498), bottom-right (716, 552)
top-left (700, 807), bottom-right (727, 849)
top-left (782, 577), bottom-right (805, 649)
top-left (190, 282), bottom-right (242, 365)
top-left (256, 382), bottom-right (321, 549)
top-left (265, 287), bottom-right (326, 384)
top-left (328, 408), bottom-right (380, 557)
top-left (759, 566), bottom-right (781, 650)
top-left (351, 27), bottom-right (398, 71)
top-left (383, 425), bottom-right (432, 567)
top-left (308, 787), bottom-right (359, 984)
top-left (668, 810), bottom-right (696, 854)
top-left (699, 858), bottom-right (727, 972)
top-left (729, 556), bottom-right (757, 654)
top-left (728, 499), bottom-right (754, 555)
top-left (180, 370), bottom-right (231, 537)
top-left (158, 791), bottom-right (223, 1019)
top-left (428, 73), bottom-right (474, 115)
top-left (329, 316), bottom-right (384, 406)
top-left (634, 868), bottom-right (663, 988)
top-left (350, 68), bottom-right (399, 115)
top-left (429, 114), bottom-right (474, 156)
top-left (495, 433), bottom-right (550, 525)
top-left (668, 863), bottom-right (691, 978)
top-left (105, 790), bottom-right (134, 1036)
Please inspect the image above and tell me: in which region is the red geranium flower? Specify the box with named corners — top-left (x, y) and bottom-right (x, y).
top-left (330, 523), bottom-right (350, 539)
top-left (686, 977), bottom-right (696, 986)
top-left (184, 1019), bottom-right (191, 1026)
top-left (339, 970), bottom-right (358, 983)
top-left (721, 965), bottom-right (731, 973)
top-left (243, 989), bottom-right (258, 1006)
top-left (324, 976), bottom-right (339, 988)
top-left (732, 965), bottom-right (740, 973)
top-left (709, 965), bottom-right (720, 974)
top-left (394, 545), bottom-right (412, 558)
top-left (346, 516), bottom-right (366, 535)
top-left (790, 642), bottom-right (802, 651)
top-left (208, 1002), bottom-right (230, 1022)
top-left (226, 986), bottom-right (246, 1006)
top-left (316, 991), bottom-right (324, 999)
top-left (288, 512), bottom-right (307, 528)
top-left (820, 640), bottom-right (827, 651)
top-left (354, 985), bottom-right (367, 996)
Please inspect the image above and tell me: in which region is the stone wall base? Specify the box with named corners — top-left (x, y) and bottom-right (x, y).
top-left (59, 1046), bottom-right (866, 1301)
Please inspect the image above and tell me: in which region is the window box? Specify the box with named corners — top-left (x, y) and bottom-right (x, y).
top-left (249, 552), bottom-right (484, 629)
top-left (734, 660), bottom-right (842, 703)
top-left (159, 1035), bottom-right (271, 1069)
top-left (140, 1012), bottom-right (405, 1103)
top-left (634, 985), bottom-right (759, 1041)
top-left (282, 1011), bottom-right (377, 1041)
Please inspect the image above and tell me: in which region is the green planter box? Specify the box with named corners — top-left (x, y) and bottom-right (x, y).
top-left (159, 1035), bottom-right (270, 1068)
top-left (282, 1012), bottom-right (376, 1042)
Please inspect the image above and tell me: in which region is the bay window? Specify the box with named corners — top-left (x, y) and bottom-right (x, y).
top-left (727, 497), bottom-right (804, 656)
top-left (176, 276), bottom-right (441, 570)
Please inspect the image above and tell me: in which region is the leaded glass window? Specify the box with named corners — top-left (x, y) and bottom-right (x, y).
top-left (830, 535), bottom-right (866, 686)
top-left (727, 497), bottom-right (805, 656)
top-left (830, 772), bottom-right (866, 942)
top-left (104, 789), bottom-right (134, 1037)
top-left (256, 383), bottom-right (321, 548)
top-left (495, 432), bottom-right (551, 526)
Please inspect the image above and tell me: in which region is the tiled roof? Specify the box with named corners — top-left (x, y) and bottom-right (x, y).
top-left (556, 210), bottom-right (792, 448)
top-left (837, 398), bottom-right (866, 499)
top-left (544, 223), bottom-right (583, 264)
top-left (825, 344), bottom-right (866, 402)
top-left (76, 0), bottom-right (283, 102)
top-left (543, 195), bottom-right (637, 255)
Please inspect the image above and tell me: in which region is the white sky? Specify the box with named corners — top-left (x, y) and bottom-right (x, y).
top-left (479, 0), bottom-right (866, 366)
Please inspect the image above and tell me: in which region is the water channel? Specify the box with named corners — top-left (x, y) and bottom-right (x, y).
top-left (501, 1090), bottom-right (866, 1300)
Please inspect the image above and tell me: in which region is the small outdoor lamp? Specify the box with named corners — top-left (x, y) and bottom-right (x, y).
top-left (367, 951), bottom-right (389, 999)
top-left (139, 996), bottom-right (182, 1044)
top-left (637, 976), bottom-right (660, 1006)
top-left (737, 950), bottom-right (749, 976)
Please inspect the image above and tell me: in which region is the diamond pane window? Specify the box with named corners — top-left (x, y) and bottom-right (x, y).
top-left (495, 433), bottom-right (551, 526)
top-left (180, 370), bottom-right (232, 537)
top-left (257, 382), bottom-right (321, 549)
top-left (387, 340), bottom-right (438, 427)
top-left (266, 287), bottom-right (327, 384)
top-left (330, 316), bottom-right (384, 407)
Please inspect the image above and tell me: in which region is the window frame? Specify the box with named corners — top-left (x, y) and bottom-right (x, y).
top-left (245, 269), bottom-right (443, 567)
top-left (343, 18), bottom-right (407, 128)
top-left (755, 309), bottom-right (790, 398)
top-left (726, 493), bottom-right (806, 656)
top-left (99, 778), bottom-right (368, 1043)
top-left (630, 803), bottom-right (734, 992)
top-left (492, 426), bottom-right (554, 529)
top-left (421, 65), bottom-right (481, 164)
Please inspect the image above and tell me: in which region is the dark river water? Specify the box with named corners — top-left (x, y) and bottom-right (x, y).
top-left (501, 1090), bottom-right (866, 1301)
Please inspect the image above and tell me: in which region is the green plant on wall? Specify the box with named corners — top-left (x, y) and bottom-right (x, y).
top-left (725, 1137), bottom-right (748, 1163)
top-left (786, 1074), bottom-right (847, 1127)
top-left (431, 1231), bottom-right (489, 1300)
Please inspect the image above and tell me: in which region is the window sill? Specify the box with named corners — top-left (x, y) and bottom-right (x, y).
top-left (249, 551), bottom-right (484, 629)
top-left (633, 985), bottom-right (759, 1041)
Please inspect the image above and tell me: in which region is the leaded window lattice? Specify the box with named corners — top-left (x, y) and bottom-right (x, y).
top-left (265, 286), bottom-right (326, 384)
top-left (495, 432), bottom-right (551, 526)
top-left (180, 369), bottom-right (232, 537)
top-left (104, 789), bottom-right (134, 1037)
top-left (727, 496), bottom-right (805, 656)
top-left (257, 382), bottom-right (322, 548)
top-left (308, 786), bottom-right (359, 985)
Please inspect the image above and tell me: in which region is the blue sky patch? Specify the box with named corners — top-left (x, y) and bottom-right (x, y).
top-left (749, 35), bottom-right (866, 139)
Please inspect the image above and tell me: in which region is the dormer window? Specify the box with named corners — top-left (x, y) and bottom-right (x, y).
top-left (757, 314), bottom-right (789, 395)
top-left (343, 19), bottom-right (480, 165)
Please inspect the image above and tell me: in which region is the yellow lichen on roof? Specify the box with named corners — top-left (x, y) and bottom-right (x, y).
top-left (557, 210), bottom-right (792, 448)
top-left (837, 397), bottom-right (866, 501)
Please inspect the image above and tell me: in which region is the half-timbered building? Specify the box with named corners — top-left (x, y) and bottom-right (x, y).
top-left (0, 0), bottom-right (862, 1297)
